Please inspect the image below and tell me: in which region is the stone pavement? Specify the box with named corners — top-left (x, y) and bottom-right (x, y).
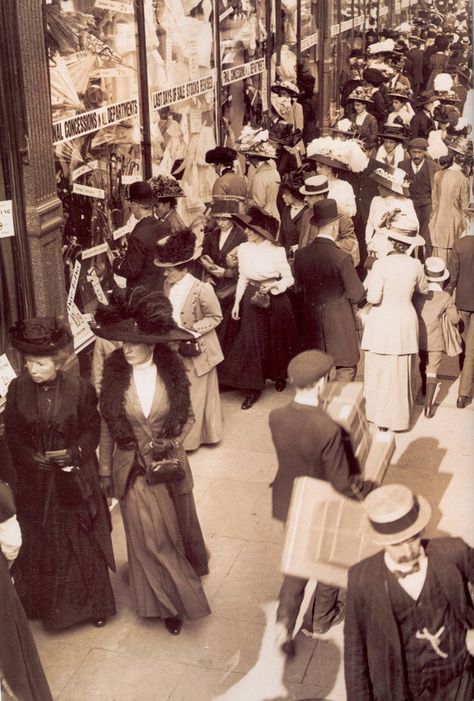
top-left (33, 360), bottom-right (473, 701)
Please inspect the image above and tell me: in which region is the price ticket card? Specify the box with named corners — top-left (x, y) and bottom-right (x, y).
top-left (0, 354), bottom-right (17, 397)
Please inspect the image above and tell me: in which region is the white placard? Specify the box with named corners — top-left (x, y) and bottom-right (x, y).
top-left (300, 32), bottom-right (318, 51)
top-left (189, 110), bottom-right (202, 134)
top-left (52, 98), bottom-right (139, 144)
top-left (81, 242), bottom-right (110, 259)
top-left (94, 0), bottom-right (134, 14)
top-left (0, 200), bottom-right (14, 239)
top-left (72, 183), bottom-right (105, 199)
top-left (86, 269), bottom-right (109, 304)
top-left (90, 67), bottom-right (132, 79)
top-left (151, 74), bottom-right (214, 110)
top-left (121, 174), bottom-right (141, 184)
top-left (68, 302), bottom-right (94, 349)
top-left (221, 58), bottom-right (266, 86)
top-left (71, 160), bottom-right (99, 181)
top-left (66, 259), bottom-right (81, 312)
top-left (0, 354), bottom-right (16, 398)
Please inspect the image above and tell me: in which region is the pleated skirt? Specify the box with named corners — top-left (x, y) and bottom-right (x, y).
top-left (364, 352), bottom-right (416, 431)
top-left (120, 475), bottom-right (210, 620)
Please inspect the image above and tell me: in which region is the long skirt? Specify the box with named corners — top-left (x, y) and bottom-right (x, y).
top-left (364, 351), bottom-right (416, 431)
top-left (182, 363), bottom-right (223, 451)
top-left (120, 475), bottom-right (210, 620)
top-left (218, 284), bottom-right (298, 391)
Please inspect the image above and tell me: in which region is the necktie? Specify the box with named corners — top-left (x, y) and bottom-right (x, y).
top-left (393, 561), bottom-right (421, 579)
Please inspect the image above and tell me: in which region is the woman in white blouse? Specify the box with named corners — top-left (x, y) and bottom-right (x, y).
top-left (218, 206), bottom-right (298, 409)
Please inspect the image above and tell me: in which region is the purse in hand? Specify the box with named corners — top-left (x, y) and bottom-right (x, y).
top-left (146, 459), bottom-right (185, 486)
top-left (250, 288), bottom-right (271, 309)
top-left (179, 339), bottom-right (202, 357)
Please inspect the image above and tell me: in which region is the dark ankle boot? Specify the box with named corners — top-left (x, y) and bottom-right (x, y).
top-left (424, 380), bottom-right (437, 418)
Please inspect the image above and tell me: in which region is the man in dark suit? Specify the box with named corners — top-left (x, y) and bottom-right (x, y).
top-left (294, 200), bottom-right (365, 382)
top-left (405, 36), bottom-right (424, 99)
top-left (400, 138), bottom-right (440, 257)
top-left (448, 207), bottom-right (474, 408)
top-left (112, 181), bottom-right (165, 290)
top-left (270, 350), bottom-right (373, 655)
top-left (345, 484), bottom-right (474, 700)
top-left (409, 91), bottom-right (438, 139)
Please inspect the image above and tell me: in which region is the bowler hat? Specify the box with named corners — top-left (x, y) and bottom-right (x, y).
top-left (299, 175), bottom-right (329, 196)
top-left (363, 484), bottom-right (432, 545)
top-left (9, 317), bottom-right (72, 355)
top-left (231, 206), bottom-right (279, 242)
top-left (129, 181), bottom-right (155, 204)
top-left (424, 256), bottom-right (449, 282)
top-left (205, 147), bottom-right (237, 167)
top-left (288, 350), bottom-right (334, 388)
top-left (310, 199), bottom-right (342, 227)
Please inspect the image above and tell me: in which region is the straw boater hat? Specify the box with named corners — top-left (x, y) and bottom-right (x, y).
top-left (231, 206), bottom-right (279, 242)
top-left (382, 210), bottom-right (424, 246)
top-left (299, 174), bottom-right (329, 197)
top-left (424, 256), bottom-right (449, 282)
top-left (386, 84), bottom-right (413, 101)
top-left (148, 175), bottom-right (185, 200)
top-left (9, 317), bottom-right (72, 355)
top-left (205, 147), bottom-right (237, 167)
top-left (204, 196), bottom-right (245, 218)
top-left (154, 228), bottom-right (203, 267)
top-left (92, 288), bottom-right (192, 344)
top-left (370, 165), bottom-right (411, 196)
top-left (363, 484), bottom-right (432, 545)
top-left (347, 85), bottom-right (375, 103)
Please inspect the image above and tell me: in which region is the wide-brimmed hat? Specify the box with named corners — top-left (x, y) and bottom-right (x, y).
top-left (386, 85), bottom-right (413, 101)
top-left (231, 205), bottom-right (279, 242)
top-left (205, 147), bottom-right (237, 167)
top-left (280, 171), bottom-right (307, 198)
top-left (306, 137), bottom-right (368, 174)
top-left (415, 90), bottom-right (438, 108)
top-left (271, 79), bottom-right (299, 98)
top-left (367, 39), bottom-right (396, 57)
top-left (9, 317), bottom-right (72, 355)
top-left (269, 122), bottom-right (302, 147)
top-left (379, 123), bottom-right (407, 142)
top-left (299, 174), bottom-right (329, 196)
top-left (329, 118), bottom-right (358, 137)
top-left (310, 199), bottom-right (342, 227)
top-left (370, 166), bottom-right (411, 196)
top-left (92, 288), bottom-right (192, 344)
top-left (424, 256), bottom-right (449, 282)
top-left (408, 35), bottom-right (423, 44)
top-left (363, 484), bottom-right (432, 545)
top-left (204, 196), bottom-right (245, 218)
top-left (148, 175), bottom-right (185, 200)
top-left (288, 350), bottom-right (334, 388)
top-left (362, 67), bottom-right (384, 86)
top-left (154, 228), bottom-right (203, 267)
top-left (446, 135), bottom-right (472, 155)
top-left (347, 85), bottom-right (375, 103)
top-left (235, 126), bottom-right (277, 160)
top-left (383, 210), bottom-right (425, 246)
top-left (128, 181), bottom-right (155, 205)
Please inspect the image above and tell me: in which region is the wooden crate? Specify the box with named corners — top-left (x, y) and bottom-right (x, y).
top-left (281, 477), bottom-right (381, 588)
top-left (364, 429), bottom-right (395, 484)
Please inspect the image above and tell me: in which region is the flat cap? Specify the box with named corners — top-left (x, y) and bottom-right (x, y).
top-left (288, 350), bottom-right (334, 388)
top-left (407, 137), bottom-right (428, 150)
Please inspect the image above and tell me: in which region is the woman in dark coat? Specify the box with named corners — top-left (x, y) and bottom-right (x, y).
top-left (95, 288), bottom-right (210, 636)
top-left (4, 318), bottom-right (116, 631)
top-left (0, 479), bottom-right (53, 701)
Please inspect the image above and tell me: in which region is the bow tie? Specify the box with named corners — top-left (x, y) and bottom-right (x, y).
top-left (393, 561), bottom-right (421, 579)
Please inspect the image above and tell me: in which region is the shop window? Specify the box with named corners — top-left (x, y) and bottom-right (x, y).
top-left (45, 0), bottom-right (142, 319)
top-left (144, 0), bottom-right (217, 224)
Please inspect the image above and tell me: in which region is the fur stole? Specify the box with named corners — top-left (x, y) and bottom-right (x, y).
top-left (100, 345), bottom-right (190, 448)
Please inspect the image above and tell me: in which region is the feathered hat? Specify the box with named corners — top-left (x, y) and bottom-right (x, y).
top-left (205, 147), bottom-right (238, 167)
top-left (329, 118), bottom-right (358, 137)
top-left (370, 165), bottom-right (411, 196)
top-left (235, 126), bottom-right (277, 159)
top-left (306, 137), bottom-right (368, 173)
top-left (231, 205), bottom-right (279, 242)
top-left (347, 85), bottom-right (375, 103)
top-left (204, 196), bottom-right (246, 218)
top-left (281, 169), bottom-right (308, 198)
top-left (367, 39), bottom-right (396, 56)
top-left (9, 317), bottom-right (72, 355)
top-left (433, 73), bottom-right (460, 104)
top-left (271, 79), bottom-right (299, 98)
top-left (92, 287), bottom-right (192, 343)
top-left (379, 123), bottom-right (408, 142)
top-left (148, 175), bottom-right (185, 200)
top-left (445, 135), bottom-right (472, 156)
top-left (154, 228), bottom-right (203, 267)
top-left (269, 122), bottom-right (302, 147)
top-left (386, 84), bottom-right (413, 101)
top-left (379, 209), bottom-right (424, 246)
top-left (362, 67), bottom-right (384, 86)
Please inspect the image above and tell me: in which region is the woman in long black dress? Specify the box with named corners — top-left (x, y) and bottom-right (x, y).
top-left (218, 206), bottom-right (298, 409)
top-left (4, 318), bottom-right (116, 631)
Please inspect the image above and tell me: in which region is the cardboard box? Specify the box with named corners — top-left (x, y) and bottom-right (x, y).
top-left (322, 382), bottom-right (372, 472)
top-left (364, 430), bottom-right (395, 484)
top-left (281, 477), bottom-right (381, 588)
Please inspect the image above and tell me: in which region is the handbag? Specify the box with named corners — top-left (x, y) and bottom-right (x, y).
top-left (215, 279), bottom-right (237, 301)
top-left (441, 313), bottom-right (462, 357)
top-left (55, 466), bottom-right (93, 508)
top-left (178, 339), bottom-right (202, 357)
top-left (250, 288), bottom-right (271, 309)
top-left (146, 459), bottom-right (185, 486)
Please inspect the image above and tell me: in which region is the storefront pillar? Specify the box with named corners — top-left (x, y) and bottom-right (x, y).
top-left (13, 0), bottom-right (66, 318)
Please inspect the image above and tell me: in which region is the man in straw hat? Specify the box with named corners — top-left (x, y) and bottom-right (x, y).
top-left (399, 138), bottom-right (441, 257)
top-left (447, 202), bottom-right (474, 409)
top-left (345, 484), bottom-right (474, 700)
top-left (294, 200), bottom-right (365, 382)
top-left (113, 181), bottom-right (167, 291)
top-left (271, 350), bottom-right (374, 655)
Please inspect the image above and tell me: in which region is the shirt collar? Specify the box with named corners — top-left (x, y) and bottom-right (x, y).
top-left (384, 546), bottom-right (426, 574)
